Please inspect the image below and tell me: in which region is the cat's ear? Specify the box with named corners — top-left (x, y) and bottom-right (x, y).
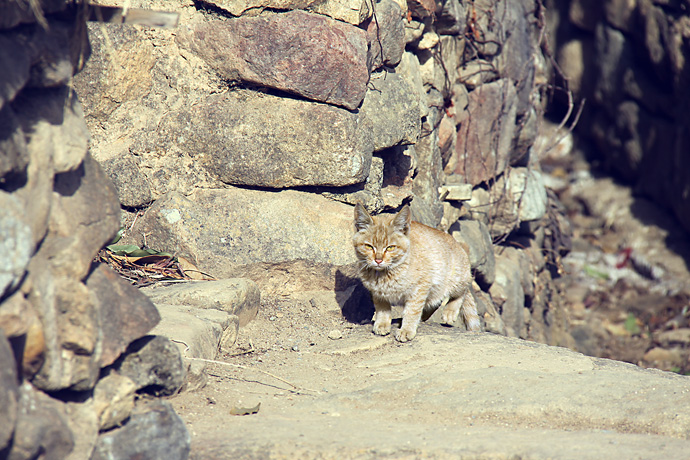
top-left (393, 205), bottom-right (411, 234)
top-left (354, 203), bottom-right (374, 232)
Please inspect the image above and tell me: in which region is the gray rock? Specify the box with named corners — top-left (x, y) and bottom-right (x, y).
top-left (439, 35), bottom-right (464, 92)
top-left (396, 51), bottom-right (427, 118)
top-left (37, 152), bottom-right (120, 281)
top-left (28, 269), bottom-right (101, 392)
top-left (0, 282), bottom-right (44, 381)
top-left (457, 59), bottom-right (499, 89)
top-left (493, 0), bottom-right (535, 118)
top-left (0, 0), bottom-right (66, 30)
top-left (411, 116), bottom-right (444, 227)
top-left (451, 220), bottom-right (496, 288)
top-left (453, 79), bottom-right (517, 186)
top-left (407, 0), bottom-right (435, 19)
top-left (323, 155), bottom-right (385, 213)
top-left (8, 382), bottom-right (74, 460)
top-left (499, 246), bottom-right (534, 300)
top-left (26, 18), bottom-right (77, 88)
top-left (0, 330), bottom-right (18, 452)
top-left (438, 112), bottom-right (456, 165)
top-left (603, 0), bottom-right (636, 32)
top-left (92, 373), bottom-right (136, 431)
top-left (404, 17), bottom-right (426, 45)
top-left (417, 48), bottom-right (447, 94)
top-left (100, 154), bottom-right (153, 208)
top-left (465, 0), bottom-right (502, 57)
top-left (0, 34), bottom-right (30, 106)
top-left (90, 400), bottom-right (190, 460)
top-left (220, 315), bottom-right (240, 351)
top-left (179, 11), bottom-right (369, 110)
top-left (435, 0), bottom-right (466, 35)
top-left (366, 0), bottom-right (405, 70)
top-left (141, 278), bottom-right (260, 327)
top-left (310, 0), bottom-right (374, 25)
top-left (482, 167), bottom-right (548, 239)
top-left (160, 88), bottom-right (373, 188)
top-left (86, 264), bottom-right (161, 368)
top-left (465, 186), bottom-right (491, 225)
top-left (14, 86), bottom-right (89, 175)
top-left (0, 104), bottom-right (28, 180)
top-left (480, 290), bottom-right (506, 335)
top-left (510, 168), bottom-right (548, 222)
top-left (64, 398), bottom-right (99, 460)
top-left (489, 251), bottom-right (526, 338)
top-left (359, 71), bottom-right (420, 151)
top-left (130, 188), bottom-right (357, 281)
top-left (0, 192), bottom-right (32, 298)
top-left (593, 24), bottom-right (631, 108)
top-left (116, 335), bottom-right (186, 396)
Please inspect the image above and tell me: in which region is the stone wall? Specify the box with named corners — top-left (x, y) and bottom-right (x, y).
top-left (73, 0), bottom-right (576, 348)
top-left (546, 0), bottom-right (690, 234)
top-left (0, 2), bottom-right (190, 459)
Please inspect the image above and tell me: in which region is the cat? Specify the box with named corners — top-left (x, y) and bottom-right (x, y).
top-left (353, 203), bottom-right (481, 342)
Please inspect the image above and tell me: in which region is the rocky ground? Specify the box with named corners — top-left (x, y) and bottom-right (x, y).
top-left (170, 326), bottom-right (690, 459)
top-left (151, 133), bottom-right (690, 459)
top-left (542, 137), bottom-right (690, 375)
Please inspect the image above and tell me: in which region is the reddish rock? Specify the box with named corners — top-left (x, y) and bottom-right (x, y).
top-left (180, 11), bottom-right (369, 110)
top-left (454, 80), bottom-right (517, 186)
top-left (86, 264), bottom-right (161, 368)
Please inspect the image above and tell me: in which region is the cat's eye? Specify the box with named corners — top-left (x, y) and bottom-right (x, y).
top-left (364, 244), bottom-right (374, 251)
top-left (386, 245), bottom-right (397, 251)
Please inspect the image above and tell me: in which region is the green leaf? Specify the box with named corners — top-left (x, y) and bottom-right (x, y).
top-left (106, 244), bottom-right (142, 255)
top-left (583, 265), bottom-right (610, 280)
top-left (107, 228), bottom-right (125, 246)
top-left (624, 313), bottom-right (641, 335)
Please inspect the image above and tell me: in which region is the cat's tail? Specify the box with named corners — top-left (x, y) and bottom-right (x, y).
top-left (461, 291), bottom-right (481, 332)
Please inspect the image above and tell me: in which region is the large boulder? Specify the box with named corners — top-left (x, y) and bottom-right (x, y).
top-left (158, 88), bottom-right (373, 188)
top-left (129, 188), bottom-right (358, 292)
top-left (179, 11), bottom-right (370, 110)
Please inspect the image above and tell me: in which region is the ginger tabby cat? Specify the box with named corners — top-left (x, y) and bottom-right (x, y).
top-left (353, 203), bottom-right (480, 342)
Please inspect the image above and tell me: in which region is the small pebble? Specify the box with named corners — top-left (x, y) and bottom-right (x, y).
top-left (291, 345), bottom-right (300, 352)
top-left (328, 330), bottom-right (343, 340)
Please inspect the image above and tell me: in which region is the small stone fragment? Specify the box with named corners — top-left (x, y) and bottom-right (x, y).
top-left (328, 330), bottom-right (343, 340)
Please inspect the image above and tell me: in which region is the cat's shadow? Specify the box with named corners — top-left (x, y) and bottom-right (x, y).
top-left (335, 269), bottom-right (374, 325)
top-left (333, 269), bottom-right (443, 327)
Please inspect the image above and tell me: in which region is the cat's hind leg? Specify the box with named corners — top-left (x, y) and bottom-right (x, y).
top-left (372, 297), bottom-right (392, 336)
top-left (443, 290), bottom-right (481, 331)
top-left (441, 295), bottom-right (462, 326)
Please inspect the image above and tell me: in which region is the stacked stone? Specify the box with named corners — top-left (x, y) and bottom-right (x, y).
top-left (0, 2), bottom-right (190, 459)
top-left (547, 0), bottom-right (690, 235)
top-left (73, 0), bottom-right (574, 346)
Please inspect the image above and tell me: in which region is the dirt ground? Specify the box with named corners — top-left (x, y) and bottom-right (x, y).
top-left (165, 140), bottom-right (690, 459)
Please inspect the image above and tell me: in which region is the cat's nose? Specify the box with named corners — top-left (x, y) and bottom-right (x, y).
top-left (375, 258), bottom-right (383, 264)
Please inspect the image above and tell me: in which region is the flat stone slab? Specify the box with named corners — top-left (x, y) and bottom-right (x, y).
top-left (141, 279), bottom-right (259, 327)
top-left (170, 327), bottom-right (690, 459)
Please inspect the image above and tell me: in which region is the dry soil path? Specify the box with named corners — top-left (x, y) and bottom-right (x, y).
top-left (169, 325), bottom-right (690, 459)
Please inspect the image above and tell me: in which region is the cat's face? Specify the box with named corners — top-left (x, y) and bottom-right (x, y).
top-left (353, 204), bottom-right (411, 271)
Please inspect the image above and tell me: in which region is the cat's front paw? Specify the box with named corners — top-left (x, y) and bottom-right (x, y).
top-left (394, 327), bottom-right (417, 342)
top-left (372, 321), bottom-right (391, 336)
